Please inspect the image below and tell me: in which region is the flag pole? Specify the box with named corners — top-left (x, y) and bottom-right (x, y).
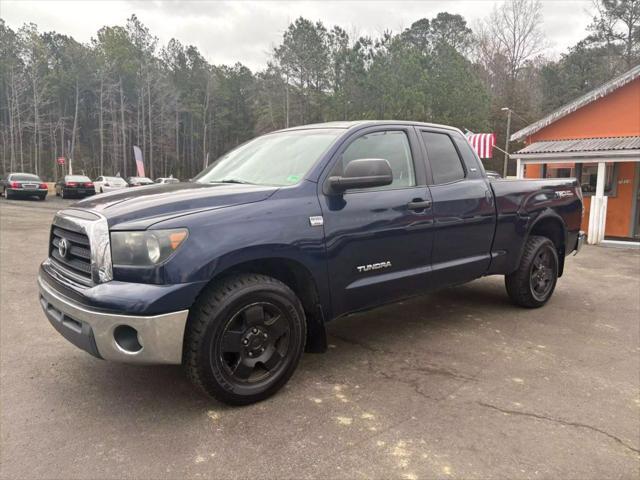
top-left (501, 107), bottom-right (512, 177)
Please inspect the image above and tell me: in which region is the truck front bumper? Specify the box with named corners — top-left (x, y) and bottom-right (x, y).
top-left (38, 273), bottom-right (189, 364)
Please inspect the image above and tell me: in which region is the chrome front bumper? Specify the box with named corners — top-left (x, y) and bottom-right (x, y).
top-left (38, 274), bottom-right (189, 364)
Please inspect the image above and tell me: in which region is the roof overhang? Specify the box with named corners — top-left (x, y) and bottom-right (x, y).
top-left (510, 65), bottom-right (640, 142)
top-left (513, 136), bottom-right (640, 163)
top-left (514, 149), bottom-right (640, 163)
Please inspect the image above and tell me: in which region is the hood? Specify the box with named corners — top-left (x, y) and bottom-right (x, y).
top-left (73, 182), bottom-right (279, 230)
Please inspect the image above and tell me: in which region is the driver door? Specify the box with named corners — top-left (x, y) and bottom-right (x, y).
top-left (319, 126), bottom-right (434, 317)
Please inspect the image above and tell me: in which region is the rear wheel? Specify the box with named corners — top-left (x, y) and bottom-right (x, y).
top-left (505, 235), bottom-right (559, 308)
top-left (39, 194), bottom-right (46, 201)
top-left (5, 189), bottom-right (13, 200)
top-left (183, 273), bottom-right (306, 405)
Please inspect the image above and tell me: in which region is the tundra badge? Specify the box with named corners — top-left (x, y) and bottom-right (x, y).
top-left (357, 261), bottom-right (392, 273)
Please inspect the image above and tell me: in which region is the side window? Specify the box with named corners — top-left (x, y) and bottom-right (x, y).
top-left (337, 130), bottom-right (416, 190)
top-left (421, 131), bottom-right (465, 184)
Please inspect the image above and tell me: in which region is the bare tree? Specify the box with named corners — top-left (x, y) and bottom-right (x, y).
top-left (482, 0), bottom-right (547, 81)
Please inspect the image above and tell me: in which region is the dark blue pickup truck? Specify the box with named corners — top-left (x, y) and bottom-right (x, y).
top-left (38, 121), bottom-right (584, 405)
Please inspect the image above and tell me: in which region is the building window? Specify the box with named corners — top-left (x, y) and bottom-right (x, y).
top-left (578, 163), bottom-right (616, 196)
top-left (544, 163), bottom-right (576, 180)
top-left (543, 162), bottom-right (618, 197)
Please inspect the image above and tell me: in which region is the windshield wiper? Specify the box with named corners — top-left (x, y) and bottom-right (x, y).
top-left (210, 178), bottom-right (254, 185)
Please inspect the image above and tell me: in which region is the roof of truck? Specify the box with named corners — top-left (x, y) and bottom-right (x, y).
top-left (278, 120), bottom-right (462, 133)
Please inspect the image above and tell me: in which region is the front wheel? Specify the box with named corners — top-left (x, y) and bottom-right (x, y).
top-left (505, 235), bottom-right (559, 308)
top-left (183, 273), bottom-right (306, 405)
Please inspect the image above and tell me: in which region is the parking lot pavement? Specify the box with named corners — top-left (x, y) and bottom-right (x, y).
top-left (1, 199), bottom-right (638, 480)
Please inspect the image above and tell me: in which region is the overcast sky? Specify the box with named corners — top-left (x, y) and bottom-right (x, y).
top-left (2, 0), bottom-right (594, 70)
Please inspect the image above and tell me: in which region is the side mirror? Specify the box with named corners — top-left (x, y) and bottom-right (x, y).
top-left (329, 158), bottom-right (393, 193)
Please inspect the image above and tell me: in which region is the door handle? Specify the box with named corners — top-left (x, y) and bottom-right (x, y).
top-left (407, 199), bottom-right (432, 211)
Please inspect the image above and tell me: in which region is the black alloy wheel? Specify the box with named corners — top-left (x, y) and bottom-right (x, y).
top-left (184, 273), bottom-right (306, 405)
top-left (216, 302), bottom-right (291, 386)
top-left (505, 235), bottom-right (559, 308)
top-left (529, 247), bottom-right (555, 302)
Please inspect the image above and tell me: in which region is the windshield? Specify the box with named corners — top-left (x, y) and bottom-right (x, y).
top-left (194, 129), bottom-right (343, 186)
top-left (11, 174), bottom-right (41, 182)
top-left (66, 175), bottom-right (91, 182)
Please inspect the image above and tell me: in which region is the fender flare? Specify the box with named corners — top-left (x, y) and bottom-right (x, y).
top-left (515, 210), bottom-right (568, 277)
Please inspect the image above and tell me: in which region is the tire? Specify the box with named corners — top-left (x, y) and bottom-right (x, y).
top-left (5, 189), bottom-right (12, 200)
top-left (505, 235), bottom-right (559, 308)
top-left (39, 194), bottom-right (46, 201)
top-left (100, 187), bottom-right (104, 193)
top-left (61, 189), bottom-right (65, 199)
top-left (183, 273), bottom-right (307, 405)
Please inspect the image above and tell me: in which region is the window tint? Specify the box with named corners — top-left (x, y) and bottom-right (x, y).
top-left (421, 131), bottom-right (465, 184)
top-left (338, 130), bottom-right (415, 190)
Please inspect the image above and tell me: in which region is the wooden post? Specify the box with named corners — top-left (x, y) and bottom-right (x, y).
top-left (516, 158), bottom-right (524, 179)
top-left (588, 161), bottom-right (608, 244)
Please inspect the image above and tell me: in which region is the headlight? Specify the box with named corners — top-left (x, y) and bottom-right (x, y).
top-left (111, 229), bottom-right (188, 266)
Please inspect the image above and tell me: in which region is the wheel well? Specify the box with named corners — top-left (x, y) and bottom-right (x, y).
top-left (529, 217), bottom-right (566, 276)
top-left (217, 258), bottom-right (327, 352)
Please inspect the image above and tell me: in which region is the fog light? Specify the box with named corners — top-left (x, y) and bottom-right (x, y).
top-left (113, 325), bottom-right (143, 353)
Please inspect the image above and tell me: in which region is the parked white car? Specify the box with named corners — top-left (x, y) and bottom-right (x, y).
top-left (155, 177), bottom-right (180, 184)
top-left (93, 176), bottom-right (128, 193)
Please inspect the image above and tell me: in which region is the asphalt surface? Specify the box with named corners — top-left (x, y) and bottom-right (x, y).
top-left (1, 196), bottom-right (639, 480)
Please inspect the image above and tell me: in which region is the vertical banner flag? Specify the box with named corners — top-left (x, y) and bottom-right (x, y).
top-left (133, 146), bottom-right (145, 177)
top-left (465, 132), bottom-right (496, 159)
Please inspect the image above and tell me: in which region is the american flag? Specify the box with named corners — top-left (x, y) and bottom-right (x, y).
top-left (466, 132), bottom-right (496, 159)
top-left (133, 146), bottom-right (145, 177)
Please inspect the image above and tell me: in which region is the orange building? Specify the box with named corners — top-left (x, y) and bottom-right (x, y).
top-left (512, 65), bottom-right (640, 243)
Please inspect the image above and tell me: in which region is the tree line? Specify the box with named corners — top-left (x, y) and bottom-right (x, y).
top-left (0, 0), bottom-right (638, 180)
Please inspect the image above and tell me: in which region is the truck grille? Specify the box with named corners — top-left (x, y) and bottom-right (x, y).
top-left (49, 226), bottom-right (93, 285)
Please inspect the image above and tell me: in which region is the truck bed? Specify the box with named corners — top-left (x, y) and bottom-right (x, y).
top-left (488, 178), bottom-right (583, 275)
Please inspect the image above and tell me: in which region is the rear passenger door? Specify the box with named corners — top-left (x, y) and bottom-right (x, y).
top-left (418, 128), bottom-right (496, 286)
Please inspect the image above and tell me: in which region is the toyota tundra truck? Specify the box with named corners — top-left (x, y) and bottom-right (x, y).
top-left (38, 121), bottom-right (585, 405)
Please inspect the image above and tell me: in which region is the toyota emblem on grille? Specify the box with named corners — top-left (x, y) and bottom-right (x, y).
top-left (58, 238), bottom-right (69, 258)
